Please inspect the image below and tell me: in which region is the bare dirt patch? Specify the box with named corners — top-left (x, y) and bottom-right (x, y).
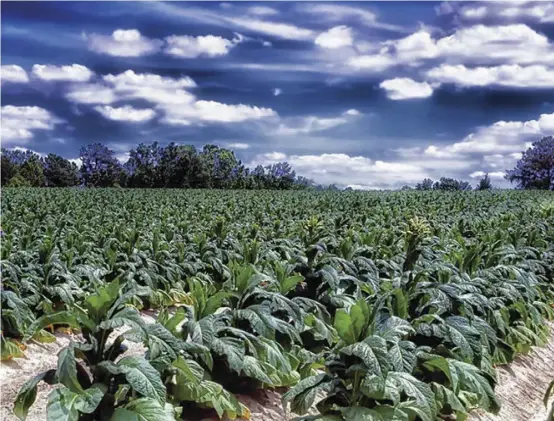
top-left (470, 323), bottom-right (554, 421)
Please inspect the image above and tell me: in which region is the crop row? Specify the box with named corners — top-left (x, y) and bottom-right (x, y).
top-left (2, 188), bottom-right (554, 421)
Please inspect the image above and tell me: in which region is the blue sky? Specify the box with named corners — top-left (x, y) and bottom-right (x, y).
top-left (2, 1), bottom-right (554, 189)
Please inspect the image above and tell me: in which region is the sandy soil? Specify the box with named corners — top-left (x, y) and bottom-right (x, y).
top-left (0, 314), bottom-right (153, 421)
top-left (469, 322), bottom-right (554, 421)
top-left (2, 318), bottom-right (553, 421)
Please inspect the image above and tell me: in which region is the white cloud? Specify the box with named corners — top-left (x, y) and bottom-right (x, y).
top-left (164, 34), bottom-right (239, 58)
top-left (94, 105), bottom-right (156, 122)
top-left (273, 88), bottom-right (282, 96)
top-left (425, 113), bottom-right (554, 156)
top-left (469, 170), bottom-right (506, 179)
top-left (162, 100), bottom-right (276, 125)
top-left (427, 64), bottom-right (554, 88)
top-left (103, 69), bottom-right (196, 90)
top-left (69, 157), bottom-right (82, 167)
top-left (1, 65), bottom-right (29, 84)
top-left (65, 83), bottom-right (117, 104)
top-left (447, 2), bottom-right (554, 24)
top-left (1, 105), bottom-right (61, 144)
top-left (87, 29), bottom-right (162, 57)
top-left (227, 142), bottom-right (250, 150)
top-left (100, 70), bottom-right (197, 106)
top-left (32, 64), bottom-right (94, 82)
top-left (380, 78), bottom-right (434, 100)
top-left (250, 152), bottom-right (428, 189)
top-left (315, 26), bottom-right (353, 49)
top-left (349, 24), bottom-right (554, 71)
top-left (247, 6), bottom-right (279, 16)
top-left (224, 17), bottom-right (314, 40)
top-left (344, 109), bottom-right (361, 116)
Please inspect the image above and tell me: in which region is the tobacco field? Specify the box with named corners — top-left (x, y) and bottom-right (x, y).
top-left (1, 188), bottom-right (554, 421)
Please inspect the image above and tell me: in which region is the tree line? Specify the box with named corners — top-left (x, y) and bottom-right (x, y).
top-left (1, 142), bottom-right (314, 190)
top-left (1, 136), bottom-right (552, 190)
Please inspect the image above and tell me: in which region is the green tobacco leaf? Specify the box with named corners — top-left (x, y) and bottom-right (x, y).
top-left (57, 342), bottom-right (84, 393)
top-left (385, 372), bottom-right (437, 421)
top-left (98, 307), bottom-right (147, 335)
top-left (241, 355), bottom-right (273, 385)
top-left (341, 406), bottom-right (385, 421)
top-left (341, 340), bottom-right (386, 377)
top-left (282, 373), bottom-right (332, 415)
top-left (102, 356), bottom-right (166, 404)
top-left (24, 312), bottom-right (80, 341)
top-left (134, 323), bottom-right (189, 361)
top-left (13, 370), bottom-right (55, 421)
top-left (350, 302), bottom-right (367, 342)
top-left (281, 275), bottom-right (304, 295)
top-left (377, 317), bottom-right (414, 343)
top-left (161, 307), bottom-right (186, 333)
top-left (110, 398), bottom-right (175, 421)
top-left (172, 355), bottom-right (204, 383)
top-left (389, 341), bottom-right (416, 373)
top-left (334, 310), bottom-right (355, 345)
top-left (85, 279), bottom-right (120, 323)
top-left (46, 386), bottom-right (104, 421)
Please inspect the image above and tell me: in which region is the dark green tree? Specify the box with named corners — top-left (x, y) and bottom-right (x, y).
top-left (43, 154), bottom-right (79, 187)
top-left (477, 173), bottom-right (492, 191)
top-left (19, 155), bottom-right (46, 187)
top-left (1, 155), bottom-right (19, 186)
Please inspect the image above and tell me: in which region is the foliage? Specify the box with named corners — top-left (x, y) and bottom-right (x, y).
top-left (477, 173), bottom-right (492, 191)
top-left (3, 188), bottom-right (554, 420)
top-left (415, 178), bottom-right (434, 191)
top-left (2, 143), bottom-right (312, 190)
top-left (506, 136), bottom-right (554, 190)
top-left (79, 143), bottom-right (125, 187)
top-left (44, 154), bottom-right (80, 187)
top-left (433, 177), bottom-right (472, 191)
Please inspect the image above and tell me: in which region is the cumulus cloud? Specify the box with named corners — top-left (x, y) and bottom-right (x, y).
top-left (315, 26), bottom-right (353, 49)
top-left (250, 152), bottom-right (428, 189)
top-left (349, 24), bottom-right (554, 71)
top-left (1, 65), bottom-right (29, 84)
top-left (164, 34), bottom-right (240, 58)
top-left (379, 78), bottom-right (434, 100)
top-left (65, 70), bottom-right (197, 106)
top-left (63, 69), bottom-right (274, 127)
top-left (87, 29), bottom-right (162, 57)
top-left (469, 170), bottom-right (506, 179)
top-left (1, 105), bottom-right (61, 144)
top-left (247, 111), bottom-right (554, 189)
top-left (32, 64), bottom-right (94, 82)
top-left (103, 69), bottom-right (196, 90)
top-left (94, 105), bottom-right (156, 122)
top-left (102, 70), bottom-right (196, 105)
top-left (426, 64), bottom-right (554, 88)
top-left (424, 113), bottom-right (554, 156)
top-left (65, 83), bottom-right (117, 104)
top-left (162, 100), bottom-right (276, 125)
